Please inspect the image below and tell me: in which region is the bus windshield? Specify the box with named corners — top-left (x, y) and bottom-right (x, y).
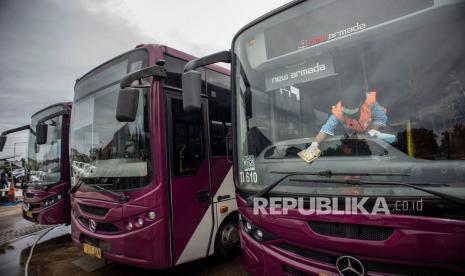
top-left (27, 115), bottom-right (63, 186)
top-left (233, 0), bottom-right (465, 197)
top-left (70, 49), bottom-right (151, 191)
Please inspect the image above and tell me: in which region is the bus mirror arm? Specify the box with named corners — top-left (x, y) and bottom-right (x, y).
top-left (120, 65), bottom-right (167, 89)
top-left (35, 110), bottom-right (70, 145)
top-left (183, 50), bottom-right (231, 72)
top-left (116, 65), bottom-right (167, 122)
top-left (37, 110), bottom-right (70, 124)
top-left (0, 125), bottom-right (32, 152)
top-left (182, 50), bottom-right (231, 112)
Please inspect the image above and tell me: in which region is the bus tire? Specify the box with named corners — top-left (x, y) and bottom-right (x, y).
top-left (215, 212), bottom-right (240, 258)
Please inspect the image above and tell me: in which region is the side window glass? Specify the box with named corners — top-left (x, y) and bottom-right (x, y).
top-left (207, 69), bottom-right (231, 156)
top-left (171, 98), bottom-right (205, 176)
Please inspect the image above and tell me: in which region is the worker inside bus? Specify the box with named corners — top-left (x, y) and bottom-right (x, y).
top-left (304, 66), bottom-right (388, 158)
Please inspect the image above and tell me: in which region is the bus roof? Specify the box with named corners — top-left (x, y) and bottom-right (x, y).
top-left (31, 102), bottom-right (72, 119)
top-left (75, 44), bottom-right (230, 89)
top-left (232, 0), bottom-right (304, 47)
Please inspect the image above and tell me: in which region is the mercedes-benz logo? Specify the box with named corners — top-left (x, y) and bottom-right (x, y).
top-left (89, 219), bottom-right (97, 233)
top-left (336, 255), bottom-right (365, 276)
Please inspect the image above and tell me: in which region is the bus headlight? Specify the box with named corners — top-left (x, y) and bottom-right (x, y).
top-left (126, 221), bottom-right (133, 231)
top-left (147, 211), bottom-right (156, 220)
top-left (245, 221), bottom-right (253, 233)
top-left (135, 217), bottom-right (144, 227)
top-left (254, 229), bottom-right (264, 241)
top-left (42, 192), bottom-right (63, 207)
top-left (239, 212), bottom-right (277, 243)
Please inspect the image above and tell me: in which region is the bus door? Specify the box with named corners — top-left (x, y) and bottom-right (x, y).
top-left (166, 92), bottom-right (214, 265)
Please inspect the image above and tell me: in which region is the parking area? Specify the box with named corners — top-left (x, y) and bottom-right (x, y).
top-left (0, 205), bottom-right (247, 276)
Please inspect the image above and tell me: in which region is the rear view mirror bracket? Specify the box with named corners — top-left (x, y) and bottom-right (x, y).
top-left (116, 65), bottom-right (167, 122)
top-left (120, 65), bottom-right (167, 89)
top-left (182, 50), bottom-right (232, 112)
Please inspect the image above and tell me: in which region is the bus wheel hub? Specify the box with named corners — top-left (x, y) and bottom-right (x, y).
top-left (221, 223), bottom-right (239, 249)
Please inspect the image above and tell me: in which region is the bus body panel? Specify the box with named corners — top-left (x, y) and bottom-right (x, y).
top-left (71, 187), bottom-right (171, 269)
top-left (23, 181), bottom-right (69, 224)
top-left (70, 44), bottom-right (237, 269)
top-left (22, 102), bottom-right (72, 225)
top-left (237, 195), bottom-right (465, 275)
top-left (230, 1), bottom-right (465, 275)
top-left (175, 163), bottom-right (236, 264)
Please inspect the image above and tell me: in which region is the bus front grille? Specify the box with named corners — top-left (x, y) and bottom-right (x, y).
top-left (78, 204), bottom-right (109, 217)
top-left (308, 221), bottom-right (394, 241)
top-left (78, 217), bottom-right (119, 233)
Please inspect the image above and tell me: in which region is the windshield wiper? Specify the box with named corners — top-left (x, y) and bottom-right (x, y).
top-left (86, 183), bottom-right (130, 202)
top-left (246, 170), bottom-right (408, 206)
top-left (69, 177), bottom-right (84, 194)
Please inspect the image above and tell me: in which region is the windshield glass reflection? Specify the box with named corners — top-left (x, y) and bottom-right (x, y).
top-left (70, 51), bottom-right (151, 191)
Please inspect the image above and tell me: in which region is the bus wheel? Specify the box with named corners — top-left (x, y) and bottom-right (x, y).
top-left (216, 216), bottom-right (240, 257)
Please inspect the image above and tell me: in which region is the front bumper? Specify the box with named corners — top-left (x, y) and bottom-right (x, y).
top-left (240, 227), bottom-right (465, 276)
top-left (22, 199), bottom-right (67, 224)
top-left (71, 213), bottom-right (170, 269)
top-left (240, 227), bottom-right (336, 276)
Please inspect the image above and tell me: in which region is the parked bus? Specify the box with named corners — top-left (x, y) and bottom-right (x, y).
top-left (0, 102), bottom-right (72, 224)
top-left (182, 0), bottom-right (465, 275)
top-left (69, 44), bottom-right (239, 269)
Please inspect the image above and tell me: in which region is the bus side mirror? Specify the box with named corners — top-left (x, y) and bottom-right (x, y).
top-left (0, 135), bottom-right (6, 152)
top-left (182, 70), bottom-right (202, 112)
top-left (116, 88), bottom-right (139, 122)
top-left (36, 123), bottom-right (48, 145)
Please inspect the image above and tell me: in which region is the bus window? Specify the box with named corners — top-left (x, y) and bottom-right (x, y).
top-left (207, 69), bottom-right (231, 157)
top-left (170, 98), bottom-right (205, 176)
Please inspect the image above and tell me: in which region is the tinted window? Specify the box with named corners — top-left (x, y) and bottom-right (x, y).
top-left (170, 98), bottom-right (205, 176)
top-left (207, 69), bottom-right (231, 156)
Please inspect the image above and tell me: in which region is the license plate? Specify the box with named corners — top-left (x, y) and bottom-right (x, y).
top-left (83, 243), bottom-right (102, 259)
top-left (25, 211), bottom-right (33, 218)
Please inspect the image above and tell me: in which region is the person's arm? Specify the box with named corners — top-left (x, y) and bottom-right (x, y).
top-left (314, 131), bottom-right (327, 144)
top-left (368, 123), bottom-right (380, 131)
top-left (367, 102), bottom-right (387, 136)
top-left (307, 115), bottom-right (338, 153)
top-left (368, 102), bottom-right (387, 131)
top-left (316, 114), bottom-right (338, 140)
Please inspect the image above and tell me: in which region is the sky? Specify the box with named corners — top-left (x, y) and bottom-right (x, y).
top-left (0, 0), bottom-right (289, 159)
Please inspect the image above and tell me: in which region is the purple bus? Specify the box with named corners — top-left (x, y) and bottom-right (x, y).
top-left (182, 0), bottom-right (465, 275)
top-left (69, 44), bottom-right (239, 269)
top-left (0, 102), bottom-right (72, 224)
